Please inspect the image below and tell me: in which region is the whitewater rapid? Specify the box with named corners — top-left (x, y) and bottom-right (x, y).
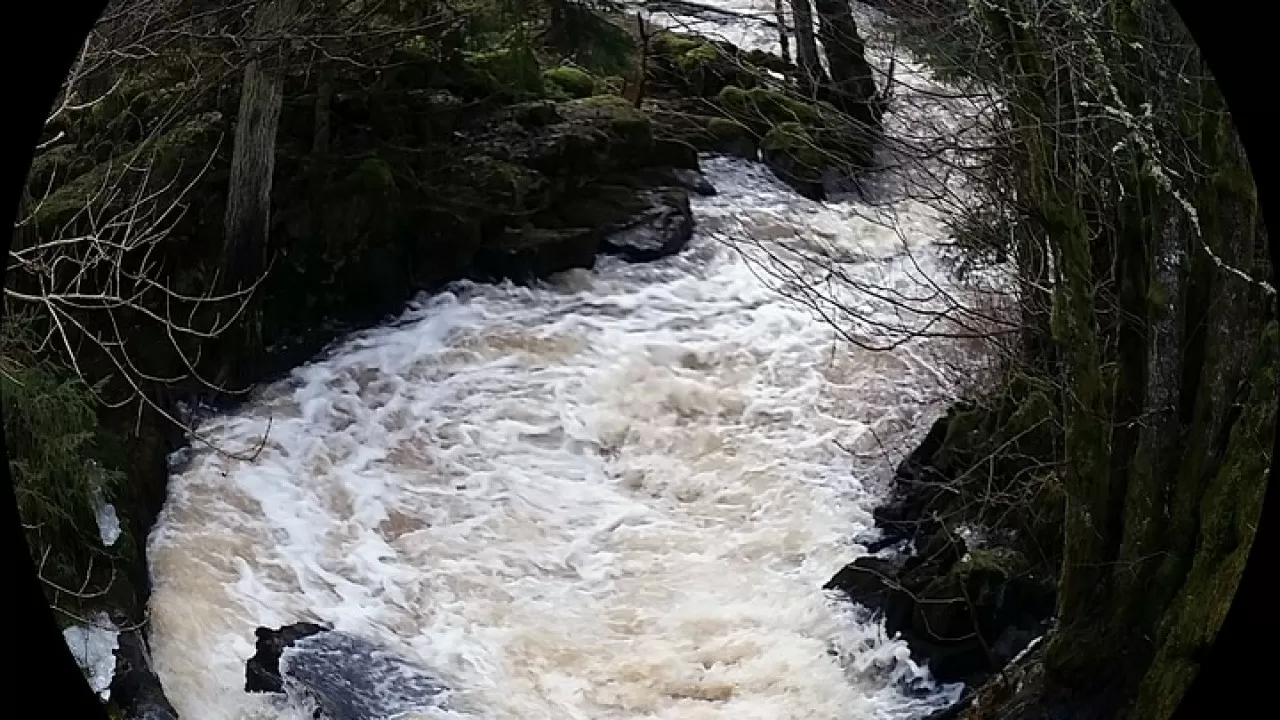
top-left (146, 3), bottom-right (991, 719)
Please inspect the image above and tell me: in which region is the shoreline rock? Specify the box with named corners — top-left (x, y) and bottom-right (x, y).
top-left (825, 407), bottom-right (1059, 703)
top-left (246, 623), bottom-right (450, 720)
top-left (245, 622), bottom-right (333, 694)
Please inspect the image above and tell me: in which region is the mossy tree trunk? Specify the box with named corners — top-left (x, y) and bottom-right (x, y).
top-left (224, 0), bottom-right (300, 288)
top-left (969, 1), bottom-right (1275, 717)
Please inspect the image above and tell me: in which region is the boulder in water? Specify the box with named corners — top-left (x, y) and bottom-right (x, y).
top-left (600, 187), bottom-right (695, 262)
top-left (760, 123), bottom-right (829, 201)
top-left (245, 622), bottom-right (331, 694)
top-left (473, 226), bottom-right (601, 283)
top-left (246, 624), bottom-right (450, 720)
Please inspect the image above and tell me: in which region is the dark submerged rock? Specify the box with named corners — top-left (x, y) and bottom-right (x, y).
top-left (246, 623), bottom-right (449, 720)
top-left (279, 631), bottom-right (450, 720)
top-left (473, 226), bottom-right (600, 283)
top-left (600, 187), bottom-right (695, 261)
top-left (245, 622), bottom-right (331, 694)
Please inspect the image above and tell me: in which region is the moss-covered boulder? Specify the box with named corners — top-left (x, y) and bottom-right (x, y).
top-left (705, 117), bottom-right (758, 159)
top-left (827, 378), bottom-right (1063, 691)
top-left (543, 65), bottom-right (596, 98)
top-left (647, 32), bottom-right (755, 97)
top-left (760, 122), bottom-right (830, 200)
top-left (460, 45), bottom-right (545, 100)
top-left (644, 97), bottom-right (759, 160)
top-left (646, 31), bottom-right (793, 99)
top-left (715, 85), bottom-right (821, 135)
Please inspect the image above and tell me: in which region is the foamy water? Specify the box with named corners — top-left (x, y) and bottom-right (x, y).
top-left (147, 4), bottom-right (992, 719)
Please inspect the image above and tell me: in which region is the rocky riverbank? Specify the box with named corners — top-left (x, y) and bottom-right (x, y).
top-left (824, 382), bottom-right (1065, 718)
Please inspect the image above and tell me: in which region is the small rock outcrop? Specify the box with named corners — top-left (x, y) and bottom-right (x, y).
top-left (245, 623), bottom-right (450, 720)
top-left (245, 621), bottom-right (332, 694)
top-left (826, 390), bottom-right (1062, 692)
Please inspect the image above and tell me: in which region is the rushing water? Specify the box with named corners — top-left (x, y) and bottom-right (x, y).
top-left (146, 4), bottom-right (990, 719)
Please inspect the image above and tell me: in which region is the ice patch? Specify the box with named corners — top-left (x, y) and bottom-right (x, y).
top-left (63, 613), bottom-right (118, 701)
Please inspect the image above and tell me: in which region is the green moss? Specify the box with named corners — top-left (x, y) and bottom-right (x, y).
top-left (29, 109), bottom-right (222, 233)
top-left (563, 95), bottom-right (653, 149)
top-left (346, 155), bottom-right (397, 194)
top-left (708, 117), bottom-right (751, 140)
top-left (542, 66), bottom-right (596, 99)
top-left (595, 75), bottom-right (625, 96)
top-left (675, 42), bottom-right (720, 72)
top-left (1128, 321), bottom-right (1278, 720)
top-left (654, 32), bottom-right (705, 58)
top-left (760, 122), bottom-right (824, 167)
top-left (716, 85), bottom-right (821, 132)
top-left (463, 45), bottom-right (545, 99)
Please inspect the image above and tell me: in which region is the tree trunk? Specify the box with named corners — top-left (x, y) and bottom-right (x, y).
top-left (774, 0), bottom-right (792, 67)
top-left (223, 0), bottom-right (299, 288)
top-left (813, 0), bottom-right (880, 128)
top-left (788, 0), bottom-right (826, 94)
top-left (959, 2), bottom-right (1274, 718)
top-left (1110, 200), bottom-right (1184, 630)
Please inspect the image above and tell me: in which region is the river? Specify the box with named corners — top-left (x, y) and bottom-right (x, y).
top-left (145, 3), bottom-right (987, 718)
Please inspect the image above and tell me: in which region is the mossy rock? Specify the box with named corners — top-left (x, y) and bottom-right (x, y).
top-left (706, 117), bottom-right (759, 159)
top-left (344, 155), bottom-right (398, 195)
top-left (30, 109), bottom-right (223, 233)
top-left (557, 95), bottom-right (654, 165)
top-left (543, 66), bottom-right (596, 99)
top-left (745, 48), bottom-right (793, 74)
top-left (453, 155), bottom-right (550, 215)
top-left (652, 32), bottom-right (706, 58)
top-left (462, 45), bottom-right (545, 100)
top-left (716, 85), bottom-right (820, 135)
top-left (595, 75), bottom-right (626, 95)
top-left (760, 122), bottom-right (829, 200)
top-left (473, 226), bottom-right (599, 282)
top-left (649, 32), bottom-right (758, 97)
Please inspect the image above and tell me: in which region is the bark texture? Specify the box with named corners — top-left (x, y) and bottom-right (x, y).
top-left (224, 0), bottom-right (300, 286)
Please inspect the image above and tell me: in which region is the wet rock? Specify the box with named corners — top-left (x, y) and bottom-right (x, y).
top-left (473, 226), bottom-right (600, 283)
top-left (108, 630), bottom-right (179, 720)
top-left (652, 137), bottom-right (701, 170)
top-left (600, 187), bottom-right (695, 261)
top-left (279, 631), bottom-right (450, 720)
top-left (672, 168), bottom-right (717, 196)
top-left (760, 122), bottom-right (828, 201)
top-left (245, 622), bottom-right (331, 694)
top-left (827, 402), bottom-right (1058, 689)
